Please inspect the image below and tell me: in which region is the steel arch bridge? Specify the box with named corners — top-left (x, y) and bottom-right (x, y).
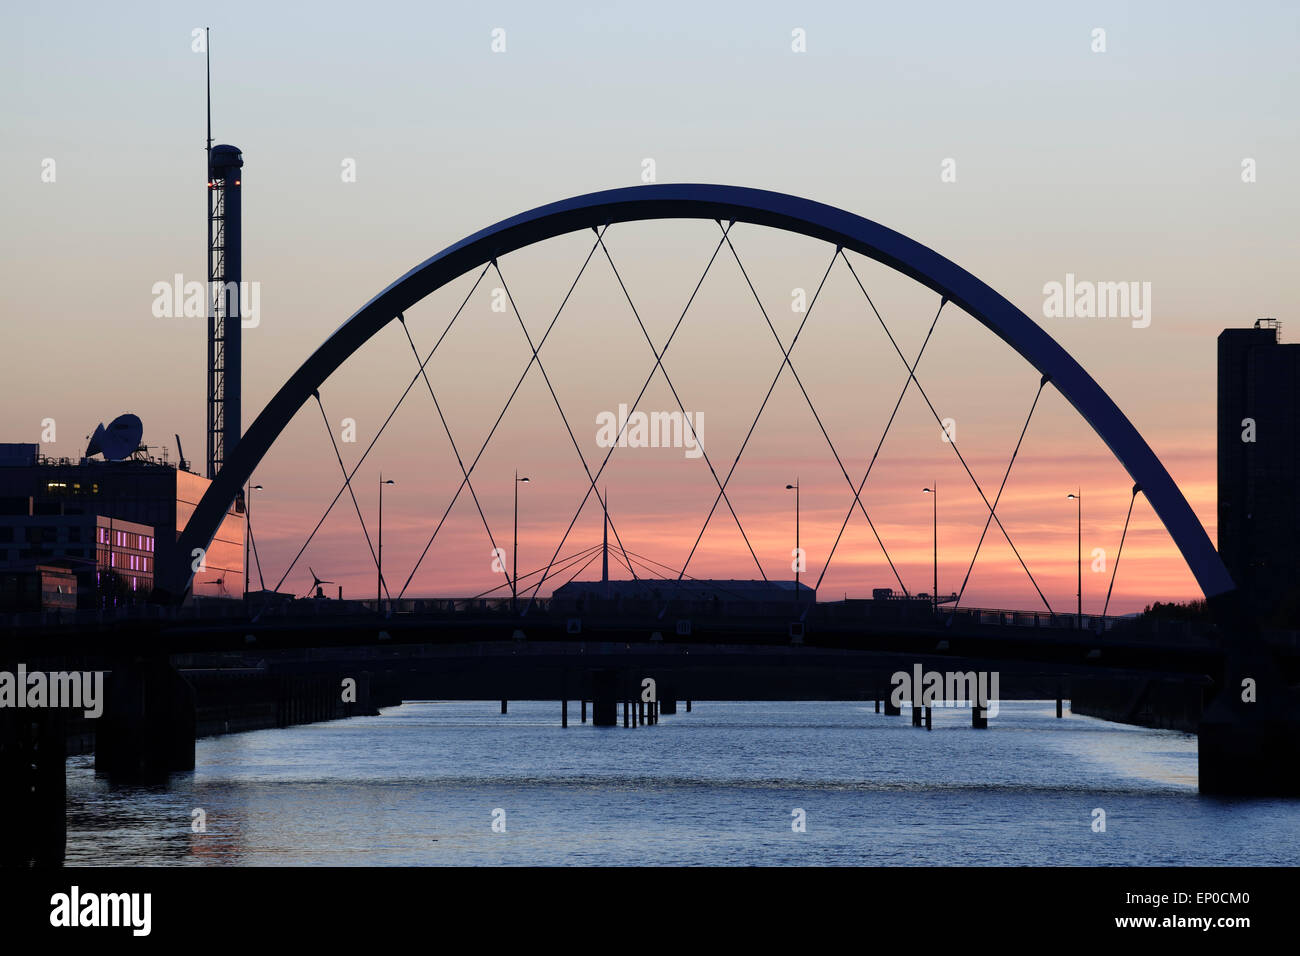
top-left (158, 183), bottom-right (1236, 607)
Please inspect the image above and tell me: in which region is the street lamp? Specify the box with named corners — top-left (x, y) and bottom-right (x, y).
top-left (786, 480), bottom-right (800, 603)
top-left (244, 483), bottom-right (263, 600)
top-left (922, 484), bottom-right (937, 615)
top-left (514, 472), bottom-right (530, 612)
top-left (1067, 490), bottom-right (1081, 628)
top-left (378, 475), bottom-right (395, 611)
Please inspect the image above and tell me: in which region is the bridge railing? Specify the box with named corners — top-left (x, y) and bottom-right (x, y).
top-left (950, 607), bottom-right (1129, 632)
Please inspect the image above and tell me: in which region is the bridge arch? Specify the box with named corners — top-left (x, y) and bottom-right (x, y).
top-left (162, 183), bottom-right (1235, 603)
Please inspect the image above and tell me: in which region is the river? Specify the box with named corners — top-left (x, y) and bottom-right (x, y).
top-left (63, 700), bottom-right (1300, 865)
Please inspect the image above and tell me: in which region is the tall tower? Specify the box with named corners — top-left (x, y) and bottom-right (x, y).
top-left (206, 144), bottom-right (243, 478)
top-left (1217, 319), bottom-right (1300, 623)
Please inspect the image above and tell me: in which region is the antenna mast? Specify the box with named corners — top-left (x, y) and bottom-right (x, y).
top-left (205, 26), bottom-right (217, 478)
top-left (205, 29), bottom-right (243, 479)
top-left (205, 27), bottom-right (212, 157)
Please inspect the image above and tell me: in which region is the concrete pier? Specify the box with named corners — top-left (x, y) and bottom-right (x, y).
top-left (562, 699), bottom-right (568, 728)
top-left (95, 657), bottom-right (195, 781)
top-left (1199, 647), bottom-right (1300, 795)
top-left (0, 706), bottom-right (65, 866)
top-left (591, 670), bottom-right (618, 726)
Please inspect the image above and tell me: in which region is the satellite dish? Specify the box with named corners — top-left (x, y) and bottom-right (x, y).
top-left (86, 414), bottom-right (143, 461)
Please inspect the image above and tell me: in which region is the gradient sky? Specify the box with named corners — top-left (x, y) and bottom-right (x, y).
top-left (2, 2), bottom-right (1297, 611)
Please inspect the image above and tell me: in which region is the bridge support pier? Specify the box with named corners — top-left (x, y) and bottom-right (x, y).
top-left (1198, 648), bottom-right (1300, 795)
top-left (501, 700), bottom-right (507, 715)
top-left (95, 657), bottom-right (195, 782)
top-left (912, 704), bottom-right (923, 727)
top-left (883, 696), bottom-right (900, 716)
top-left (686, 700), bottom-right (691, 712)
top-left (638, 700), bottom-right (645, 726)
top-left (562, 699), bottom-right (568, 728)
top-left (875, 699), bottom-right (880, 713)
top-left (581, 700), bottom-right (587, 723)
top-left (1057, 697), bottom-right (1064, 718)
top-left (591, 670), bottom-right (618, 726)
top-left (925, 706), bottom-right (932, 730)
top-left (972, 704), bottom-right (988, 729)
top-left (0, 705), bottom-right (65, 866)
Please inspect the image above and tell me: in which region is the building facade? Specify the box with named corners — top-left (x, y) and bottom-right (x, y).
top-left (1217, 320), bottom-right (1300, 623)
top-left (0, 443), bottom-right (244, 603)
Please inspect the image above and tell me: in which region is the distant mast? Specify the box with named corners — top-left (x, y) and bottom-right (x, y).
top-left (602, 488), bottom-right (609, 597)
top-left (205, 28), bottom-right (243, 479)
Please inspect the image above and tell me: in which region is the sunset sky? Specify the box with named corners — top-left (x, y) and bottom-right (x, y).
top-left (3, 2), bottom-right (1297, 612)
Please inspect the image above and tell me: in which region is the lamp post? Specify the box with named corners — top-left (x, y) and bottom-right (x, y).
top-left (1067, 490), bottom-right (1081, 628)
top-left (922, 484), bottom-right (937, 615)
top-left (378, 475), bottom-right (394, 611)
top-left (514, 471), bottom-right (530, 612)
top-left (244, 483), bottom-right (262, 600)
top-left (785, 480), bottom-right (801, 609)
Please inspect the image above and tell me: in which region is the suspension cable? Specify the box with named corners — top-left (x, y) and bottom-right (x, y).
top-left (676, 244), bottom-right (839, 587)
top-left (266, 262), bottom-right (492, 601)
top-left (397, 228), bottom-right (610, 599)
top-left (520, 224), bottom-right (738, 611)
top-left (395, 313), bottom-right (513, 598)
top-left (722, 227), bottom-right (910, 598)
top-left (594, 226), bottom-right (768, 580)
top-left (313, 390), bottom-right (385, 595)
top-left (489, 258), bottom-right (656, 610)
top-left (1103, 484), bottom-right (1142, 617)
top-left (840, 251), bottom-right (1052, 611)
top-left (950, 376), bottom-right (1051, 616)
top-left (813, 297), bottom-right (945, 595)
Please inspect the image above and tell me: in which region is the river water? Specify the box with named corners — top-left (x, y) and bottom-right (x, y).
top-left (63, 700), bottom-right (1300, 865)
